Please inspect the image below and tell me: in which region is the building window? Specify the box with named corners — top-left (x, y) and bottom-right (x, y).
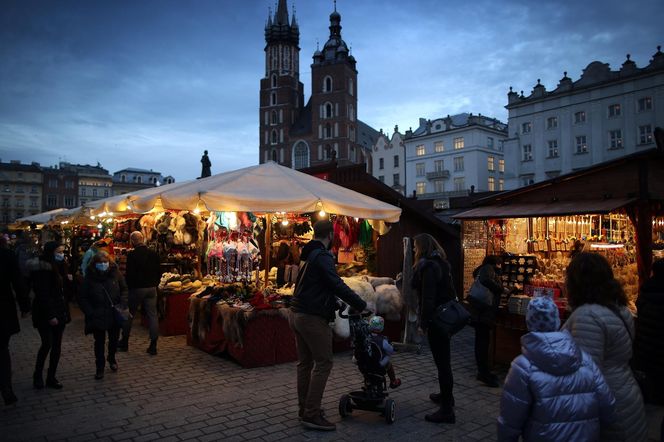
top-left (271, 150), bottom-right (278, 162)
top-left (453, 137), bottom-right (464, 149)
top-left (487, 156), bottom-right (495, 171)
top-left (453, 157), bottom-right (464, 172)
top-left (416, 182), bottom-right (426, 195)
top-left (16, 186), bottom-right (23, 193)
top-left (521, 176), bottom-right (535, 187)
top-left (379, 158), bottom-right (384, 170)
top-left (271, 110), bottom-right (278, 125)
top-left (348, 78), bottom-right (354, 96)
top-left (498, 159), bottom-right (505, 173)
top-left (547, 140), bottom-right (559, 158)
top-left (92, 189), bottom-right (97, 197)
top-left (434, 180), bottom-right (444, 193)
top-left (271, 74), bottom-right (277, 88)
top-left (1, 198), bottom-right (8, 208)
top-left (434, 141), bottom-right (444, 152)
top-left (104, 190), bottom-right (109, 197)
top-left (546, 117), bottom-right (558, 130)
top-left (120, 174), bottom-right (126, 183)
top-left (64, 196), bottom-right (74, 207)
top-left (136, 176), bottom-right (142, 184)
top-left (415, 163), bottom-right (425, 177)
top-left (31, 186), bottom-right (37, 193)
top-left (293, 142), bottom-right (310, 169)
top-left (48, 179), bottom-right (58, 188)
top-left (415, 145), bottom-right (425, 156)
top-left (434, 160), bottom-right (444, 172)
top-left (453, 177), bottom-right (465, 192)
top-left (488, 177), bottom-right (495, 191)
top-left (392, 173), bottom-right (400, 185)
top-left (325, 103), bottom-right (333, 119)
top-left (488, 137), bottom-right (494, 149)
top-left (270, 92), bottom-right (277, 106)
top-left (637, 97), bottom-right (652, 112)
top-left (29, 197), bottom-right (38, 208)
top-left (47, 195), bottom-right (57, 207)
top-left (609, 130), bottom-right (623, 149)
top-left (498, 178), bottom-right (504, 191)
top-left (324, 76), bottom-right (333, 92)
top-left (81, 188), bottom-right (86, 196)
top-left (608, 103), bottom-right (621, 118)
top-left (574, 111), bottom-right (586, 124)
top-left (393, 155), bottom-right (399, 167)
top-left (639, 125), bottom-right (653, 145)
top-left (271, 130), bottom-right (278, 144)
top-left (3, 185), bottom-right (9, 192)
top-left (378, 175), bottom-right (385, 183)
top-left (522, 144), bottom-right (533, 161)
top-left (324, 124), bottom-right (332, 139)
top-left (522, 122), bottom-right (532, 134)
top-left (575, 135), bottom-right (588, 153)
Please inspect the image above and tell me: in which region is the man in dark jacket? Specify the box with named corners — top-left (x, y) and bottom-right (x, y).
top-left (289, 220), bottom-right (367, 431)
top-left (0, 245), bottom-right (30, 405)
top-left (118, 231), bottom-right (161, 355)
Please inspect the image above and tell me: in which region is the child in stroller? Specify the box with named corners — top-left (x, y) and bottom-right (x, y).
top-left (367, 316), bottom-right (401, 389)
top-left (338, 308), bottom-right (400, 424)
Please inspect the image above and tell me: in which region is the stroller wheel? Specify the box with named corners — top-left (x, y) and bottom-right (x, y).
top-left (339, 394), bottom-right (352, 417)
top-left (384, 399), bottom-right (396, 424)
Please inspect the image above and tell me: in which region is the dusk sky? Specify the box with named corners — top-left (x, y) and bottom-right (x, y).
top-left (1, 0), bottom-right (662, 181)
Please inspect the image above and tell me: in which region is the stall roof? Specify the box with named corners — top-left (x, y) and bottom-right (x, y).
top-left (455, 197), bottom-right (637, 219)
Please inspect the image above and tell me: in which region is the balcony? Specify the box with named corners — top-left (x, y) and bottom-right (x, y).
top-left (426, 170), bottom-right (450, 180)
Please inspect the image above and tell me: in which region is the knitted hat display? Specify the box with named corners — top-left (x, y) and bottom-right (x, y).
top-left (526, 295), bottom-right (560, 332)
top-left (368, 315), bottom-right (385, 333)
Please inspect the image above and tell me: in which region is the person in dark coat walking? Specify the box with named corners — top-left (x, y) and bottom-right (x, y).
top-left (118, 231), bottom-right (161, 355)
top-left (412, 233), bottom-right (457, 424)
top-left (469, 255), bottom-right (505, 387)
top-left (27, 241), bottom-right (70, 390)
top-left (0, 242), bottom-right (30, 405)
top-left (78, 250), bottom-right (128, 380)
top-left (633, 258), bottom-right (664, 405)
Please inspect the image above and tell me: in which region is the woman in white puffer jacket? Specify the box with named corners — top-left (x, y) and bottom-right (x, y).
top-left (563, 252), bottom-right (647, 442)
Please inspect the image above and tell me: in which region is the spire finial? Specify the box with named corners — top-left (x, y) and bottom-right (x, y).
top-left (316, 39), bottom-right (320, 50)
top-left (509, 86), bottom-right (513, 92)
top-left (564, 71), bottom-right (567, 77)
top-left (334, 0), bottom-right (337, 12)
top-left (537, 78), bottom-right (541, 85)
top-left (626, 53), bottom-right (631, 60)
top-left (658, 45), bottom-right (662, 52)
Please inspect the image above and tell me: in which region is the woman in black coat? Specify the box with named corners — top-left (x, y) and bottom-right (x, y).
top-left (78, 250), bottom-right (128, 380)
top-left (633, 258), bottom-right (664, 405)
top-left (28, 241), bottom-right (69, 390)
top-left (412, 233), bottom-right (457, 424)
top-left (469, 255), bottom-right (504, 388)
top-left (0, 243), bottom-right (30, 405)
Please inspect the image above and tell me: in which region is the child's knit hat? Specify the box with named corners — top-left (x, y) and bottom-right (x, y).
top-left (526, 296), bottom-right (560, 332)
top-left (368, 315), bottom-right (384, 333)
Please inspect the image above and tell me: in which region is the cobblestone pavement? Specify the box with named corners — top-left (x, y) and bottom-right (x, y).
top-left (2, 308), bottom-right (661, 441)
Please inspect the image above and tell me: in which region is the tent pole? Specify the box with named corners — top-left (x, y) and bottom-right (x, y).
top-left (264, 213), bottom-right (272, 288)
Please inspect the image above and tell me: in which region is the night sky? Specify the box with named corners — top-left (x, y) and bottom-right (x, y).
top-left (1, 0), bottom-right (662, 181)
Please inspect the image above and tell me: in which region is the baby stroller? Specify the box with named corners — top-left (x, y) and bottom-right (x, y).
top-left (338, 307), bottom-right (397, 424)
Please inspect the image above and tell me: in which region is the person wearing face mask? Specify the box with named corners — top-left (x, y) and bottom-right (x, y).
top-left (78, 250), bottom-right (128, 380)
top-left (27, 241), bottom-right (69, 390)
top-left (289, 220), bottom-right (367, 431)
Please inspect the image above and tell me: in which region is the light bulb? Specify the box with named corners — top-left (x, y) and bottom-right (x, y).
top-left (193, 207), bottom-right (201, 215)
top-left (90, 216), bottom-right (96, 220)
top-left (319, 210), bottom-right (326, 217)
top-left (97, 223), bottom-right (103, 229)
top-left (281, 220), bottom-right (289, 226)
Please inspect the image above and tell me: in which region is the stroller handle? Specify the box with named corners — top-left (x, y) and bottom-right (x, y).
top-left (339, 308), bottom-right (373, 319)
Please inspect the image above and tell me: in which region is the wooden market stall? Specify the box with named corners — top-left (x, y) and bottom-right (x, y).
top-left (454, 144), bottom-right (664, 365)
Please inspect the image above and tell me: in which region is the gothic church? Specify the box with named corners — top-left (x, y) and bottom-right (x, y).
top-left (258, 1), bottom-right (379, 169)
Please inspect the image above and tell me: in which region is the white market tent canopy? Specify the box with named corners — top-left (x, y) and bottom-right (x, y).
top-left (16, 208), bottom-right (68, 225)
top-left (124, 162), bottom-right (401, 222)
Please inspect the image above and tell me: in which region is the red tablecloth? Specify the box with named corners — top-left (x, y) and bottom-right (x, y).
top-left (141, 291), bottom-right (191, 336)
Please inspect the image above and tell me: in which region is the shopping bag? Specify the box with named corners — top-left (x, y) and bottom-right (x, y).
top-left (467, 277), bottom-right (494, 307)
top-left (432, 299), bottom-right (470, 336)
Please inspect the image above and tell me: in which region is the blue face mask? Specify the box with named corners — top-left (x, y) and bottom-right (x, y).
top-left (54, 253), bottom-right (65, 262)
top-left (95, 262), bottom-right (110, 272)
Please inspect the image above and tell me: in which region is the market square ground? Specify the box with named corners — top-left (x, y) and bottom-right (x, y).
top-left (2, 308), bottom-right (662, 441)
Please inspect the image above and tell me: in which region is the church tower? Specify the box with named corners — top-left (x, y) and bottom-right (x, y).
top-left (309, 5), bottom-right (360, 165)
top-left (259, 0), bottom-right (303, 166)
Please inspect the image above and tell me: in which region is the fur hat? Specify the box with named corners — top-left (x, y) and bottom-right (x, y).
top-left (526, 296), bottom-right (560, 332)
top-left (368, 315), bottom-right (385, 333)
